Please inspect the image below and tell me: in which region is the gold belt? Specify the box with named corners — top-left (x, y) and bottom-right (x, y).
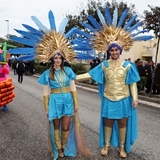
top-left (51, 86), bottom-right (70, 94)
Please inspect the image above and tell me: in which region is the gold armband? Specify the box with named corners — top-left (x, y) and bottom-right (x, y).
top-left (76, 73), bottom-right (91, 81)
top-left (43, 95), bottom-right (49, 112)
top-left (71, 91), bottom-right (78, 108)
top-left (130, 83), bottom-right (138, 102)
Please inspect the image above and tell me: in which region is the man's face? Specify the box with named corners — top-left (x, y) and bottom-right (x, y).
top-left (109, 47), bottom-right (120, 60)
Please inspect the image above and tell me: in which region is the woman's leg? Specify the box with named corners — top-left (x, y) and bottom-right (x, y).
top-left (118, 117), bottom-right (128, 158)
top-left (61, 116), bottom-right (72, 150)
top-left (53, 119), bottom-right (64, 157)
top-left (101, 118), bottom-right (114, 156)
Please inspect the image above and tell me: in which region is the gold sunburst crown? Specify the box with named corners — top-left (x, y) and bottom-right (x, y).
top-left (35, 30), bottom-right (77, 62)
top-left (93, 25), bottom-right (133, 53)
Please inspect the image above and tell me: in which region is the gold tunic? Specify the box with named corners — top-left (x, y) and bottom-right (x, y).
top-left (102, 60), bottom-right (131, 101)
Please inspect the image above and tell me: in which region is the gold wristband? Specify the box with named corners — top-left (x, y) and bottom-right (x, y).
top-left (71, 91), bottom-right (78, 108)
top-left (43, 95), bottom-right (49, 112)
top-left (130, 83), bottom-right (138, 101)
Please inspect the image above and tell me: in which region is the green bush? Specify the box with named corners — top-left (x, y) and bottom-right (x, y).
top-left (71, 62), bottom-right (89, 75)
top-left (137, 76), bottom-right (147, 90)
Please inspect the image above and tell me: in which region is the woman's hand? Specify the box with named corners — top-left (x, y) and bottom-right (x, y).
top-left (74, 107), bottom-right (78, 113)
top-left (132, 101), bottom-right (138, 108)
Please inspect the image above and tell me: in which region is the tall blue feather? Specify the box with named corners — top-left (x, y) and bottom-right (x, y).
top-left (123, 15), bottom-right (137, 30)
top-left (105, 6), bottom-right (112, 25)
top-left (117, 9), bottom-right (128, 27)
top-left (31, 16), bottom-right (49, 32)
top-left (88, 15), bottom-right (103, 30)
top-left (97, 9), bottom-right (106, 25)
top-left (58, 18), bottom-right (68, 34)
top-left (74, 29), bottom-right (92, 38)
top-left (65, 27), bottom-right (77, 38)
top-left (133, 36), bottom-right (154, 41)
top-left (48, 10), bottom-right (56, 31)
top-left (131, 30), bottom-right (149, 37)
top-left (81, 22), bottom-right (96, 33)
top-left (8, 48), bottom-right (35, 54)
top-left (10, 37), bottom-right (35, 47)
top-left (112, 7), bottom-right (118, 27)
top-left (22, 24), bottom-right (43, 36)
top-left (127, 21), bottom-right (142, 32)
top-left (14, 29), bottom-right (40, 42)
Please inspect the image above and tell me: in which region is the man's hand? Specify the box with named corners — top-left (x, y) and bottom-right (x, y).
top-left (132, 101), bottom-right (138, 108)
top-left (74, 107), bottom-right (78, 113)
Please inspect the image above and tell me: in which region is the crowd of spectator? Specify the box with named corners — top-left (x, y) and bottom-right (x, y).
top-left (135, 59), bottom-right (160, 95)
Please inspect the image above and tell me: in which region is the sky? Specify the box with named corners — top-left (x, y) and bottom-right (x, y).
top-left (0, 0), bottom-right (159, 38)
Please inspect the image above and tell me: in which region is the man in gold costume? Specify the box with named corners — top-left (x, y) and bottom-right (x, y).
top-left (76, 6), bottom-right (153, 158)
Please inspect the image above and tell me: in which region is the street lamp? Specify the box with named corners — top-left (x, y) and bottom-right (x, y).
top-left (5, 20), bottom-right (9, 38)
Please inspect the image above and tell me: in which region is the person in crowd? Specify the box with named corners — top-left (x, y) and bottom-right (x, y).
top-left (16, 60), bottom-right (26, 83)
top-left (144, 60), bottom-right (155, 93)
top-left (75, 5), bottom-right (153, 158)
top-left (137, 60), bottom-right (146, 93)
top-left (12, 59), bottom-right (17, 75)
top-left (155, 63), bottom-right (160, 95)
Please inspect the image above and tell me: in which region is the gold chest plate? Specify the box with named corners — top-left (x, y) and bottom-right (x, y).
top-left (102, 60), bottom-right (131, 101)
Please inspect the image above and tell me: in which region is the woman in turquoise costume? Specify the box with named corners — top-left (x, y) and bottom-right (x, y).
top-left (8, 10), bottom-right (91, 160)
top-left (76, 6), bottom-right (153, 158)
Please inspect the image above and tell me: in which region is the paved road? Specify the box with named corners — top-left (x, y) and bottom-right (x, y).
top-left (0, 72), bottom-right (160, 160)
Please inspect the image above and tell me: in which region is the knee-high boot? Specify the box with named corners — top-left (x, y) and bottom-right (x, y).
top-left (62, 130), bottom-right (70, 150)
top-left (54, 129), bottom-right (64, 157)
top-left (119, 127), bottom-right (127, 158)
top-left (101, 126), bottom-right (112, 156)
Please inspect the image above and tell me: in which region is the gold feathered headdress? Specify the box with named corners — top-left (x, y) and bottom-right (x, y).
top-left (36, 30), bottom-right (76, 62)
top-left (79, 7), bottom-right (153, 54)
top-left (8, 10), bottom-right (77, 62)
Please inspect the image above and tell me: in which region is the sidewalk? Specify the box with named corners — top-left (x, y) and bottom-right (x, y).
top-left (33, 74), bottom-right (160, 109)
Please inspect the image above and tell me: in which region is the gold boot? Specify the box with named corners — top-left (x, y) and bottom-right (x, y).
top-left (54, 129), bottom-right (64, 157)
top-left (62, 130), bottom-right (70, 150)
top-left (119, 127), bottom-right (127, 158)
top-left (101, 126), bottom-right (112, 156)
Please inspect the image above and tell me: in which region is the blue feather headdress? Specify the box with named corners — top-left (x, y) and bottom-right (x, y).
top-left (8, 10), bottom-right (77, 62)
top-left (75, 6), bottom-right (154, 53)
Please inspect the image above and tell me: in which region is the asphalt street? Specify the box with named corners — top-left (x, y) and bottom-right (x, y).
top-left (0, 71), bottom-right (160, 160)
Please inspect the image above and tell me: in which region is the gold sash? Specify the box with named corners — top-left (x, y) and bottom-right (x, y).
top-left (50, 86), bottom-right (70, 94)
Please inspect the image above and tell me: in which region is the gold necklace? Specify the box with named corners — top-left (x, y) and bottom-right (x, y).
top-left (55, 70), bottom-right (66, 87)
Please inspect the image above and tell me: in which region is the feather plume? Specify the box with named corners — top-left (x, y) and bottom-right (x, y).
top-left (133, 35), bottom-right (154, 41)
top-left (65, 27), bottom-right (77, 38)
top-left (48, 10), bottom-right (56, 31)
top-left (117, 9), bottom-right (128, 27)
top-left (10, 37), bottom-right (35, 47)
top-left (8, 48), bottom-right (35, 54)
top-left (14, 29), bottom-right (40, 42)
top-left (22, 24), bottom-right (43, 36)
top-left (31, 16), bottom-right (49, 32)
top-left (127, 21), bottom-right (142, 32)
top-left (58, 18), bottom-right (68, 34)
top-left (81, 22), bottom-right (96, 33)
top-left (105, 6), bottom-right (112, 25)
top-left (97, 9), bottom-right (106, 25)
top-left (131, 30), bottom-right (149, 37)
top-left (88, 15), bottom-right (103, 30)
top-left (123, 15), bottom-right (137, 30)
top-left (74, 29), bottom-right (92, 38)
top-left (112, 7), bottom-right (118, 27)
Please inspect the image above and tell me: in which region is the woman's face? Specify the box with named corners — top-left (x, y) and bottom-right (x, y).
top-left (53, 54), bottom-right (62, 67)
top-left (109, 47), bottom-right (120, 60)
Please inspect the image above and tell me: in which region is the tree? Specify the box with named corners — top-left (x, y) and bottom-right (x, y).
top-left (65, 0), bottom-right (139, 32)
top-left (143, 5), bottom-right (160, 96)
